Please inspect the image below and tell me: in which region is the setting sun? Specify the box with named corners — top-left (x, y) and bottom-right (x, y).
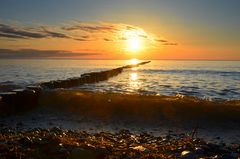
top-left (127, 37), bottom-right (141, 51)
top-left (121, 29), bottom-right (144, 52)
top-left (1, 1), bottom-right (240, 157)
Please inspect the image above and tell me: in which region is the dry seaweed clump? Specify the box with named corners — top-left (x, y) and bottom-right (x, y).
top-left (0, 128), bottom-right (239, 159)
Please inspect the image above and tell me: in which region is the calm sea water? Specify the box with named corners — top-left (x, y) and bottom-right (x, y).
top-left (0, 59), bottom-right (239, 100)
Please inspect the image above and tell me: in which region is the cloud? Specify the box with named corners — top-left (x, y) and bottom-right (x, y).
top-left (62, 22), bottom-right (149, 41)
top-left (73, 35), bottom-right (91, 41)
top-left (0, 21), bottom-right (177, 46)
top-left (103, 38), bottom-right (113, 41)
top-left (41, 26), bottom-right (70, 38)
top-left (162, 42), bottom-right (178, 46)
top-left (0, 24), bottom-right (47, 38)
top-left (0, 48), bottom-right (100, 59)
top-left (155, 39), bottom-right (178, 45)
top-left (155, 39), bottom-right (168, 43)
top-left (0, 23), bottom-right (72, 40)
top-left (62, 22), bottom-right (119, 33)
top-left (0, 33), bottom-right (26, 39)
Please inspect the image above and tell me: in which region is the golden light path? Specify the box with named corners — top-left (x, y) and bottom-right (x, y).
top-left (130, 58), bottom-right (139, 65)
top-left (129, 72), bottom-right (139, 91)
top-left (124, 27), bottom-right (142, 90)
top-left (129, 58), bottom-right (140, 91)
top-left (130, 73), bottom-right (138, 81)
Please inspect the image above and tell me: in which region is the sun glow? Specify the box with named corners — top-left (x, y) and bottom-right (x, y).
top-left (128, 37), bottom-right (141, 51)
top-left (121, 29), bottom-right (144, 52)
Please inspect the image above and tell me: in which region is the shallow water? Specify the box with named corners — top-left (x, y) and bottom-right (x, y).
top-left (0, 59), bottom-right (239, 100)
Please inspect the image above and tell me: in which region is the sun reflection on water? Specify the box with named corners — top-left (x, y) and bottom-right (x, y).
top-left (129, 72), bottom-right (140, 91)
top-left (130, 73), bottom-right (138, 81)
top-left (131, 67), bottom-right (138, 71)
top-left (130, 58), bottom-right (139, 65)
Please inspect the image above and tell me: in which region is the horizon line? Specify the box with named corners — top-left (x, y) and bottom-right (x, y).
top-left (0, 58), bottom-right (239, 61)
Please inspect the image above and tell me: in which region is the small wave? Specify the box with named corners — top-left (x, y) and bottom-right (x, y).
top-left (159, 84), bottom-right (172, 88)
top-left (37, 90), bottom-right (240, 126)
top-left (142, 69), bottom-right (240, 76)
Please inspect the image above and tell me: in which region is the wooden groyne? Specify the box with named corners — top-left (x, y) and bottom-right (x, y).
top-left (0, 61), bottom-right (150, 114)
top-left (40, 61), bottom-right (151, 89)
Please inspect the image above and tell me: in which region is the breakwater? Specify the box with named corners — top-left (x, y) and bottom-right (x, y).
top-left (40, 61), bottom-right (150, 89)
top-left (0, 61), bottom-right (150, 114)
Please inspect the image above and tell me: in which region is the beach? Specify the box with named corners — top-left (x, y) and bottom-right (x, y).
top-left (1, 0), bottom-right (240, 157)
top-left (1, 90), bottom-right (240, 158)
top-left (0, 60), bottom-right (240, 158)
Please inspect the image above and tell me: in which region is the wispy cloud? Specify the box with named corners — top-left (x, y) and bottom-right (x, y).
top-left (0, 32), bottom-right (26, 39)
top-left (40, 26), bottom-right (70, 38)
top-left (62, 22), bottom-right (118, 33)
top-left (0, 23), bottom-right (72, 40)
top-left (155, 39), bottom-right (178, 46)
top-left (62, 22), bottom-right (143, 41)
top-left (162, 42), bottom-right (178, 46)
top-left (0, 24), bottom-right (46, 38)
top-left (0, 49), bottom-right (100, 59)
top-left (0, 21), bottom-right (177, 45)
top-left (155, 39), bottom-right (168, 43)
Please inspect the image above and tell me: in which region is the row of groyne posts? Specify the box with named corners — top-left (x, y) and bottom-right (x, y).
top-left (0, 61), bottom-right (150, 113)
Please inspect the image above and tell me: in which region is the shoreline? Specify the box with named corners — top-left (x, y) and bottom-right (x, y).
top-left (0, 90), bottom-right (240, 158)
top-left (1, 90), bottom-right (240, 144)
top-left (38, 90), bottom-right (240, 121)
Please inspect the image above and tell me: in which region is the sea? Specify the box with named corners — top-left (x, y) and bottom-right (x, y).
top-left (0, 59), bottom-right (239, 101)
top-left (1, 59), bottom-right (240, 143)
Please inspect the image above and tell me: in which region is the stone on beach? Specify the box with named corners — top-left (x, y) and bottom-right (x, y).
top-left (0, 88), bottom-right (39, 114)
top-left (132, 145), bottom-right (148, 152)
top-left (181, 150), bottom-right (196, 159)
top-left (0, 128), bottom-right (239, 158)
top-left (26, 85), bottom-right (42, 94)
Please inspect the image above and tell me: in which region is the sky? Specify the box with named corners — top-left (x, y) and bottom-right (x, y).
top-left (0, 0), bottom-right (239, 60)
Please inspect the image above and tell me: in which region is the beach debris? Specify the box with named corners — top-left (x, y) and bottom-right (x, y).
top-left (0, 128), bottom-right (239, 159)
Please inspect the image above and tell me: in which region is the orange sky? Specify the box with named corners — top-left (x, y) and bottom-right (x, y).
top-left (0, 1), bottom-right (240, 60)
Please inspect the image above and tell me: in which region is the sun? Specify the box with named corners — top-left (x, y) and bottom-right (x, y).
top-left (121, 30), bottom-right (143, 52)
top-left (128, 37), bottom-right (141, 51)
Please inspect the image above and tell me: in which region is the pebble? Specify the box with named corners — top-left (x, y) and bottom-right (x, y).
top-left (0, 128), bottom-right (239, 159)
top-left (221, 153), bottom-right (239, 159)
top-left (132, 145), bottom-right (147, 152)
top-left (195, 147), bottom-right (204, 154)
top-left (181, 150), bottom-right (196, 159)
